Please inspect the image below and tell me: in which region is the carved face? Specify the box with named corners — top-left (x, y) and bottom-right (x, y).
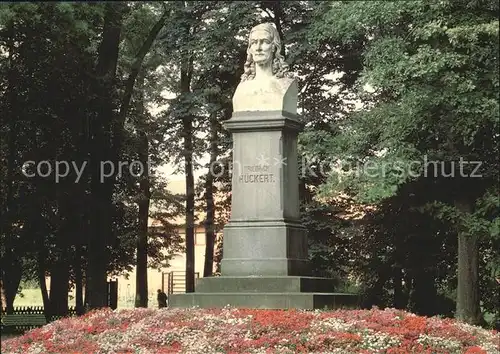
top-left (249, 29), bottom-right (274, 65)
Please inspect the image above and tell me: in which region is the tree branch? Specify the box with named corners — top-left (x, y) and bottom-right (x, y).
top-left (114, 8), bottom-right (171, 151)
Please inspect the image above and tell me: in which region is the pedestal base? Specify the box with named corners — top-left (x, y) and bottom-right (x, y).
top-left (168, 276), bottom-right (359, 310)
top-left (220, 220), bottom-right (310, 276)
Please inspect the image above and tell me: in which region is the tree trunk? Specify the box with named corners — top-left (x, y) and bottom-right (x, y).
top-left (2, 264), bottom-right (21, 314)
top-left (393, 230), bottom-right (405, 309)
top-left (183, 109), bottom-right (196, 291)
top-left (37, 253), bottom-right (51, 321)
top-left (203, 112), bottom-right (218, 277)
top-left (49, 259), bottom-right (70, 317)
top-left (403, 270), bottom-right (411, 310)
top-left (179, 5), bottom-right (196, 293)
top-left (1, 24), bottom-right (20, 316)
top-left (135, 75), bottom-right (150, 308)
top-left (393, 266), bottom-right (404, 309)
top-left (50, 197), bottom-right (72, 317)
top-left (362, 273), bottom-right (387, 309)
top-left (74, 245), bottom-right (84, 315)
top-left (87, 2), bottom-right (126, 310)
top-left (455, 201), bottom-right (481, 325)
top-left (409, 270), bottom-right (437, 316)
top-left (135, 132), bottom-right (151, 307)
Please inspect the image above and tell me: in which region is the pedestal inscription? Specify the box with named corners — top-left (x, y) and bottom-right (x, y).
top-left (237, 165), bottom-right (276, 184)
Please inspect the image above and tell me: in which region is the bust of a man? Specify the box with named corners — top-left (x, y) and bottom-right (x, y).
top-left (232, 23), bottom-right (297, 114)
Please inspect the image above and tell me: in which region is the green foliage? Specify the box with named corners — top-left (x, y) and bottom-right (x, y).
top-left (311, 0), bottom-right (498, 201)
top-left (0, 2), bottom-right (184, 306)
top-left (307, 0), bottom-right (499, 323)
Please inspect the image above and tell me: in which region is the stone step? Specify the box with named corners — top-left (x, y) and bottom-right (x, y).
top-left (169, 292), bottom-right (359, 310)
top-left (195, 276), bottom-right (338, 293)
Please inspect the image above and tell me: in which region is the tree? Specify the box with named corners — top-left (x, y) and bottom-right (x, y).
top-left (86, 1), bottom-right (128, 309)
top-left (310, 0), bottom-right (499, 325)
top-left (0, 2), bottom-right (105, 315)
top-left (117, 2), bottom-right (171, 308)
top-left (0, 2), bottom-right (183, 313)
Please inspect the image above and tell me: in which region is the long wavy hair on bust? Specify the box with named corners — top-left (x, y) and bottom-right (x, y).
top-left (241, 23), bottom-right (292, 81)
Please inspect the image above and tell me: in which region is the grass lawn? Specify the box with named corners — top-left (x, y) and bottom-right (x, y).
top-left (12, 289), bottom-right (45, 307)
top-left (12, 288), bottom-right (138, 309)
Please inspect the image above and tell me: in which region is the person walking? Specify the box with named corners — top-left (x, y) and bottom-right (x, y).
top-left (157, 289), bottom-right (168, 308)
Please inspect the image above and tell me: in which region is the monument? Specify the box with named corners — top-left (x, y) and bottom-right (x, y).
top-left (169, 23), bottom-right (358, 309)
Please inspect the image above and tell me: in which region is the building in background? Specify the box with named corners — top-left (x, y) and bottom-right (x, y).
top-left (113, 179), bottom-right (219, 308)
top-left (114, 221), bottom-right (212, 308)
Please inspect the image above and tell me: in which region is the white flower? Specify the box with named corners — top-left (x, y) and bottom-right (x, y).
top-left (360, 332), bottom-right (401, 351)
top-left (417, 334), bottom-right (462, 351)
top-left (310, 317), bottom-right (355, 332)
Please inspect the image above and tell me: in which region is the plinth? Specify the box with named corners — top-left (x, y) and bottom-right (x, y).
top-left (169, 110), bottom-right (359, 309)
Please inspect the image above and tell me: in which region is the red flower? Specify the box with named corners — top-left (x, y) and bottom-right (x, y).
top-left (464, 346), bottom-right (488, 354)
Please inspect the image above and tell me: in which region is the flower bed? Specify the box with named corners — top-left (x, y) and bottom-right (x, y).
top-left (2, 307), bottom-right (498, 353)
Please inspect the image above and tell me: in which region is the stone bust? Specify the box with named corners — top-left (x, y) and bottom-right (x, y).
top-left (232, 23), bottom-right (298, 114)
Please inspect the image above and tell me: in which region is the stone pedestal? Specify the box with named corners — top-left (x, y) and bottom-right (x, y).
top-left (221, 111), bottom-right (308, 277)
top-left (169, 110), bottom-right (359, 310)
